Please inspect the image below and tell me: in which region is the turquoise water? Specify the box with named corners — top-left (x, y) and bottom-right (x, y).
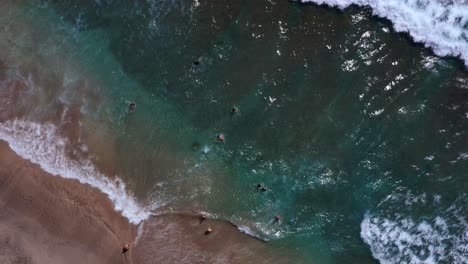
top-left (2, 0), bottom-right (467, 263)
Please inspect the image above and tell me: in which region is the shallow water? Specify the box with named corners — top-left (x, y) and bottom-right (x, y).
top-left (0, 0), bottom-right (467, 263)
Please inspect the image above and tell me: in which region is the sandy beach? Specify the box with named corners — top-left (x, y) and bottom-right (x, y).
top-left (0, 140), bottom-right (302, 264)
top-left (0, 141), bottom-right (135, 264)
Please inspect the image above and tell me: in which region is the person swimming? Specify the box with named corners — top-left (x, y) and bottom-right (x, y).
top-left (231, 107), bottom-right (238, 113)
top-left (257, 184), bottom-right (267, 192)
top-left (289, 217), bottom-right (297, 225)
top-left (129, 102), bottom-right (136, 110)
top-left (217, 134), bottom-right (225, 141)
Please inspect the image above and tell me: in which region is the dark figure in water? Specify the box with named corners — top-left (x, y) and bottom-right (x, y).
top-left (257, 183), bottom-right (262, 189)
top-left (274, 215), bottom-right (281, 222)
top-left (289, 217), bottom-right (297, 225)
top-left (192, 142), bottom-right (201, 152)
top-left (232, 107), bottom-right (238, 113)
top-left (261, 187), bottom-right (267, 192)
top-left (129, 102), bottom-right (136, 110)
top-left (193, 60), bottom-right (200, 66)
top-left (122, 244), bottom-right (129, 254)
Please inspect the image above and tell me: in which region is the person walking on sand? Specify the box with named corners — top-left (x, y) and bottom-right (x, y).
top-left (201, 213), bottom-right (207, 221)
top-left (205, 227), bottom-right (213, 235)
top-left (122, 244), bottom-right (129, 254)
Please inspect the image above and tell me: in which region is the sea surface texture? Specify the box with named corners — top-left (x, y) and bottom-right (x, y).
top-left (0, 0), bottom-right (467, 263)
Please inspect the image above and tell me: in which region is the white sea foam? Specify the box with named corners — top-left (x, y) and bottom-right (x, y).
top-left (361, 215), bottom-right (468, 264)
top-left (301, 0), bottom-right (468, 66)
top-left (0, 119), bottom-right (151, 224)
top-left (361, 192), bottom-right (468, 264)
top-left (237, 225), bottom-right (267, 241)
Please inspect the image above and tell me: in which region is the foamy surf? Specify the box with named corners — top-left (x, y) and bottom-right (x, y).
top-left (361, 215), bottom-right (468, 264)
top-left (237, 225), bottom-right (268, 241)
top-left (360, 193), bottom-right (468, 264)
top-left (0, 119), bottom-right (150, 224)
top-left (300, 0), bottom-right (468, 66)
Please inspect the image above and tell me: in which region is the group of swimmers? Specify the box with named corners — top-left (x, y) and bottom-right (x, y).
top-left (121, 95), bottom-right (293, 255)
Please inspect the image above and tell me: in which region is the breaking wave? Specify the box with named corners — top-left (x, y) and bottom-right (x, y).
top-left (301, 0), bottom-right (468, 66)
top-left (360, 192), bottom-right (468, 264)
top-left (0, 119), bottom-right (151, 224)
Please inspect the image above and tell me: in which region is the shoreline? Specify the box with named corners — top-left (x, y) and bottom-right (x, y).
top-left (0, 140), bottom-right (303, 263)
top-left (0, 140), bottom-right (135, 264)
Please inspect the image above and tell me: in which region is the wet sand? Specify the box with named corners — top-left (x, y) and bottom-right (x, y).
top-left (0, 140), bottom-right (303, 264)
top-left (0, 141), bottom-right (135, 264)
top-left (133, 214), bottom-right (302, 264)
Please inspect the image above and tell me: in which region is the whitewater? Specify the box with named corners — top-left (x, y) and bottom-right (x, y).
top-left (0, 119), bottom-right (152, 224)
top-left (300, 0), bottom-right (468, 66)
top-left (360, 192), bottom-right (468, 264)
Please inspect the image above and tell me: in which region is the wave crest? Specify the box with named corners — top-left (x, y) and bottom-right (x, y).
top-left (360, 193), bottom-right (468, 264)
top-left (301, 0), bottom-right (468, 66)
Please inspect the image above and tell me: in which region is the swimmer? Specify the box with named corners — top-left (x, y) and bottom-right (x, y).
top-left (274, 215), bottom-right (281, 222)
top-left (217, 134), bottom-right (225, 141)
top-left (129, 102), bottom-right (136, 110)
top-left (231, 107), bottom-right (238, 113)
top-left (205, 227), bottom-right (213, 235)
top-left (193, 60), bottom-right (200, 66)
top-left (257, 183), bottom-right (262, 189)
top-left (261, 187), bottom-right (267, 192)
top-left (200, 213), bottom-right (207, 221)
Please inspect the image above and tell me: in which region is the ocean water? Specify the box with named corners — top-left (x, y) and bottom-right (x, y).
top-left (0, 0), bottom-right (467, 263)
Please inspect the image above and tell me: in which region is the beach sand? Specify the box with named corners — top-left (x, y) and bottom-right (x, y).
top-left (133, 214), bottom-right (301, 264)
top-left (0, 140), bottom-right (303, 264)
top-left (0, 141), bottom-right (135, 264)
